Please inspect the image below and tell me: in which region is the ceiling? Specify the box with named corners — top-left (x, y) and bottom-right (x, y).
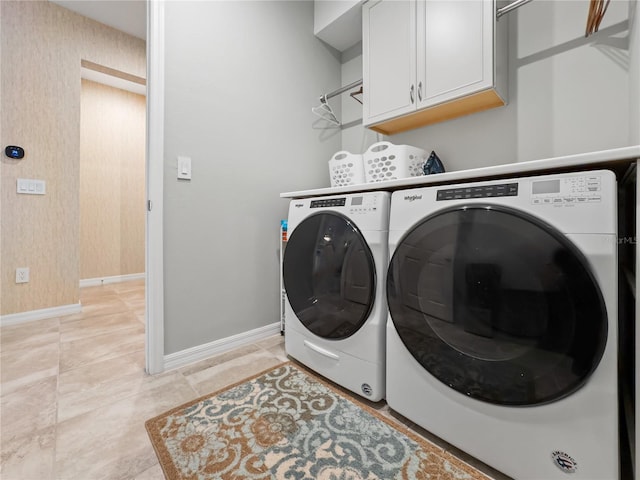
top-left (49, 0), bottom-right (146, 40)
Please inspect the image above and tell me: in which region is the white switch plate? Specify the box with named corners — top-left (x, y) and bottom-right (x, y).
top-left (16, 267), bottom-right (29, 283)
top-left (17, 178), bottom-right (46, 195)
top-left (177, 156), bottom-right (191, 180)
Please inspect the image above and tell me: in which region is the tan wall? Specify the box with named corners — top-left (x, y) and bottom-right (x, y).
top-left (80, 80), bottom-right (145, 280)
top-left (0, 1), bottom-right (146, 315)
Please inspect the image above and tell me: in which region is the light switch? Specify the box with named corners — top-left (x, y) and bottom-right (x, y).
top-left (177, 156), bottom-right (191, 180)
top-left (17, 178), bottom-right (46, 195)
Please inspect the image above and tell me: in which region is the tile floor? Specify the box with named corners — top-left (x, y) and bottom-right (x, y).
top-left (0, 280), bottom-right (507, 480)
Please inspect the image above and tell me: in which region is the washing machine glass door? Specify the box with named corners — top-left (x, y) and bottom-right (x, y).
top-left (387, 205), bottom-right (608, 406)
top-left (283, 212), bottom-right (376, 340)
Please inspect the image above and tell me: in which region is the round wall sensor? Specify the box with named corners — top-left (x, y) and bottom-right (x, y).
top-left (5, 146), bottom-right (25, 159)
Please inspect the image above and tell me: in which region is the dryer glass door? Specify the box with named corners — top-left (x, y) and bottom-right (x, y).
top-left (283, 212), bottom-right (376, 340)
top-left (387, 205), bottom-right (608, 406)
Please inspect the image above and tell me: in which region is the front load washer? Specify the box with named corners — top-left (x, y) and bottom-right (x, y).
top-left (386, 170), bottom-right (618, 479)
top-left (283, 191), bottom-right (390, 401)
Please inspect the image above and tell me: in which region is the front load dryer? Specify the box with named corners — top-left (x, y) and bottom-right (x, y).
top-left (386, 171), bottom-right (618, 479)
top-left (283, 191), bottom-right (390, 401)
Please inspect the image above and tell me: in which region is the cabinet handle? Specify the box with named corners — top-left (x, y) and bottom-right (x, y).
top-left (418, 81), bottom-right (423, 102)
top-left (410, 84), bottom-right (415, 104)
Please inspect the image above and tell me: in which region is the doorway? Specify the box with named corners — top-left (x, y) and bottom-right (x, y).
top-left (79, 70), bottom-right (146, 286)
top-left (78, 65), bottom-right (148, 353)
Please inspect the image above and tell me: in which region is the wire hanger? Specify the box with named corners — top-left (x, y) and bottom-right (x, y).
top-left (312, 95), bottom-right (340, 126)
top-left (313, 79), bottom-right (364, 127)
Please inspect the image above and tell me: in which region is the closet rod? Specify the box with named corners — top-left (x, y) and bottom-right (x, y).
top-left (321, 79), bottom-right (363, 102)
top-left (496, 0), bottom-right (532, 19)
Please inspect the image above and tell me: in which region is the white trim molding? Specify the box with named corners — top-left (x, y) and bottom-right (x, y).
top-left (81, 66), bottom-right (146, 96)
top-left (80, 273), bottom-right (145, 288)
top-left (146, 0), bottom-right (166, 375)
top-left (163, 323), bottom-right (282, 371)
top-left (1, 303), bottom-right (82, 327)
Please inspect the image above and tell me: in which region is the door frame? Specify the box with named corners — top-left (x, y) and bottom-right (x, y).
top-left (145, 0), bottom-right (165, 375)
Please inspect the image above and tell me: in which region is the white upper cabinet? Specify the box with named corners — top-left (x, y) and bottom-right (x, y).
top-left (363, 0), bottom-right (507, 135)
top-left (362, 0), bottom-right (416, 124)
top-left (418, 0), bottom-right (491, 105)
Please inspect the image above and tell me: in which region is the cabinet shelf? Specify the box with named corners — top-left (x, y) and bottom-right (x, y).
top-left (368, 88), bottom-right (505, 136)
top-left (280, 146), bottom-right (640, 199)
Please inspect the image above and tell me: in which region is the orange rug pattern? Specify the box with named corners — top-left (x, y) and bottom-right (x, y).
top-left (145, 362), bottom-right (490, 479)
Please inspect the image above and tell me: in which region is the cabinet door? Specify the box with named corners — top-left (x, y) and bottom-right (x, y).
top-left (363, 0), bottom-right (417, 126)
top-left (417, 0), bottom-right (494, 108)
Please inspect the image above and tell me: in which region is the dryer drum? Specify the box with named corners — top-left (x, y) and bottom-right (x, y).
top-left (283, 212), bottom-right (376, 340)
top-left (386, 204), bottom-right (608, 406)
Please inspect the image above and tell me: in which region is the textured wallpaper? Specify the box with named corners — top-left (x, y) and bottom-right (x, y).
top-left (1, 1), bottom-right (146, 315)
top-left (80, 80), bottom-right (145, 280)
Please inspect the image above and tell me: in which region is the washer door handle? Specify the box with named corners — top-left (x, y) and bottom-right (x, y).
top-left (304, 340), bottom-right (339, 360)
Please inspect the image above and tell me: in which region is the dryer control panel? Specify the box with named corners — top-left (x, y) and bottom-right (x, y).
top-left (437, 183), bottom-right (518, 201)
top-left (389, 170), bottom-right (616, 236)
top-left (530, 174), bottom-right (602, 205)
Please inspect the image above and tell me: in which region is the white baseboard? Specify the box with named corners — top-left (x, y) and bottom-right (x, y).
top-left (80, 273), bottom-right (145, 287)
top-left (1, 303), bottom-right (82, 327)
top-left (163, 322), bottom-right (281, 371)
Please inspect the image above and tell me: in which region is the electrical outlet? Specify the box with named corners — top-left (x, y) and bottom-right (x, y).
top-left (16, 267), bottom-right (29, 284)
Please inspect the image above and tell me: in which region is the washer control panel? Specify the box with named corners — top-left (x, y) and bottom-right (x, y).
top-left (308, 195), bottom-right (380, 214)
top-left (530, 174), bottom-right (601, 205)
top-left (348, 194), bottom-right (380, 214)
top-left (310, 198), bottom-right (346, 208)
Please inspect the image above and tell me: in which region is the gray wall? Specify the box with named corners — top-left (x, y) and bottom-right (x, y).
top-left (342, 0), bottom-right (633, 171)
top-left (163, 1), bottom-right (341, 354)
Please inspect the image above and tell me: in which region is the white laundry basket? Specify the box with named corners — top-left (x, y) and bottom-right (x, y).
top-left (328, 151), bottom-right (365, 187)
top-left (363, 142), bottom-right (427, 183)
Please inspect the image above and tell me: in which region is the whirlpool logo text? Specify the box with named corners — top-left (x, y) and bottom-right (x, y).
top-left (551, 451), bottom-right (578, 474)
top-left (404, 195), bottom-right (423, 202)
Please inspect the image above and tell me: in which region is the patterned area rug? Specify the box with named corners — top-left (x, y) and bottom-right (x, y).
top-left (145, 362), bottom-right (491, 480)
